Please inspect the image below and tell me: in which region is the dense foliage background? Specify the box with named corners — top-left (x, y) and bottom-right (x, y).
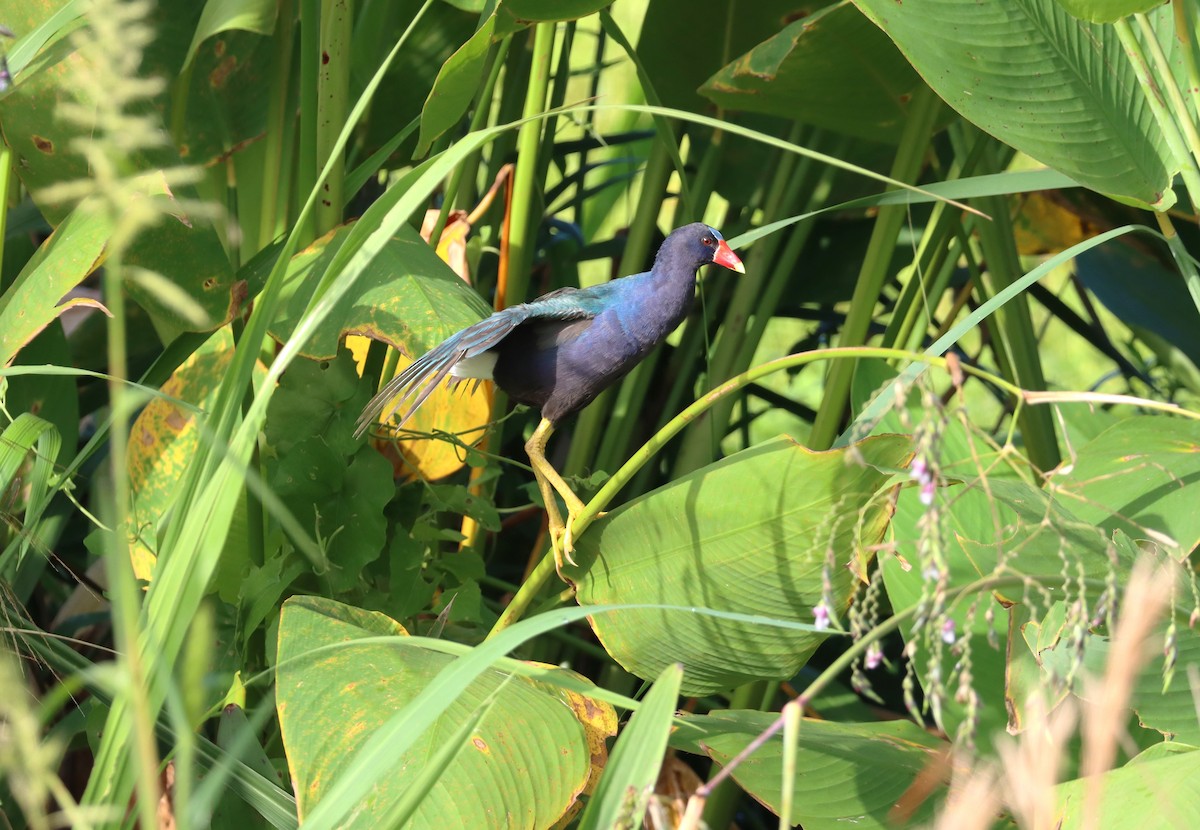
top-left (2, 0), bottom-right (1200, 827)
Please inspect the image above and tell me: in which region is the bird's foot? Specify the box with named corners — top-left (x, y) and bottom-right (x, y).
top-left (549, 525), bottom-right (577, 582)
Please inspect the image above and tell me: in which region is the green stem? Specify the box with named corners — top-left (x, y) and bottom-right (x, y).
top-left (432, 36), bottom-right (511, 245)
top-left (314, 0), bottom-right (353, 235)
top-left (808, 85), bottom-right (942, 450)
top-left (1173, 0), bottom-right (1200, 120)
top-left (1115, 16), bottom-right (1200, 212)
top-left (91, 245), bottom-right (161, 825)
top-left (296, 0), bottom-right (320, 242)
top-left (1136, 11), bottom-right (1200, 170)
top-left (505, 21), bottom-right (556, 307)
top-left (1155, 211), bottom-right (1200, 314)
top-left (257, 0), bottom-right (297, 250)
top-left (973, 189), bottom-right (1060, 471)
top-left (672, 124), bottom-right (813, 475)
top-left (883, 129), bottom-right (988, 353)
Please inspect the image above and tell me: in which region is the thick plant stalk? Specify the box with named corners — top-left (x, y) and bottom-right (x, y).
top-left (314, 0), bottom-right (352, 235)
top-left (808, 86), bottom-right (943, 450)
top-left (504, 21), bottom-right (556, 308)
top-left (972, 190), bottom-right (1060, 472)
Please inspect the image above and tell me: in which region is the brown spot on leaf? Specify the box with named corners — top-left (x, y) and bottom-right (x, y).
top-left (209, 56), bottom-right (238, 89)
top-left (213, 40), bottom-right (226, 58)
top-left (166, 408), bottom-right (189, 431)
top-left (32, 135), bottom-right (53, 153)
top-left (322, 50), bottom-right (330, 64)
top-left (472, 737), bottom-right (489, 753)
top-left (227, 279), bottom-right (248, 320)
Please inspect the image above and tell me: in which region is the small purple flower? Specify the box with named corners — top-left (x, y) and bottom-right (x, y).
top-left (865, 644), bottom-right (884, 670)
top-left (941, 619), bottom-right (957, 645)
top-left (910, 456), bottom-right (929, 482)
top-left (919, 479), bottom-right (936, 506)
top-left (813, 603), bottom-right (831, 631)
top-left (923, 564), bottom-right (941, 582)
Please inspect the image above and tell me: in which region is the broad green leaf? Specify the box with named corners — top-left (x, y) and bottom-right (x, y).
top-left (269, 222), bottom-right (490, 360)
top-left (0, 205), bottom-right (110, 368)
top-left (673, 711), bottom-right (945, 828)
top-left (0, 413), bottom-right (61, 576)
top-left (126, 329), bottom-right (241, 580)
top-left (853, 0), bottom-right (1183, 208)
top-left (578, 663), bottom-right (682, 830)
top-left (883, 479), bottom-right (1136, 743)
top-left (276, 596), bottom-right (611, 828)
top-left (1131, 617), bottom-right (1200, 745)
top-left (1046, 416), bottom-right (1200, 559)
top-left (263, 352), bottom-right (394, 592)
top-left (569, 434), bottom-right (910, 695)
top-left (1054, 744), bottom-right (1200, 827)
top-left (700, 3), bottom-right (939, 142)
top-left (638, 0), bottom-right (833, 112)
top-left (183, 0), bottom-right (277, 69)
top-left (1054, 0), bottom-right (1164, 23)
top-left (0, 33), bottom-right (238, 332)
top-left (415, 13), bottom-right (496, 157)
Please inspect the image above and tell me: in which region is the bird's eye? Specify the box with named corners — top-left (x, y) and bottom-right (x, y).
top-left (702, 235), bottom-right (715, 246)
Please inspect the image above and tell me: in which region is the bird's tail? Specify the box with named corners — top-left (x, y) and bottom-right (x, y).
top-left (353, 335), bottom-right (467, 439)
top-left (353, 308), bottom-right (524, 439)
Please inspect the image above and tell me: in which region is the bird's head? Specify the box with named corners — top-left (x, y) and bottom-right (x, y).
top-left (666, 222), bottom-right (745, 275)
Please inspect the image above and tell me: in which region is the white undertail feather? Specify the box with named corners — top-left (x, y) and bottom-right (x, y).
top-left (449, 351), bottom-right (497, 380)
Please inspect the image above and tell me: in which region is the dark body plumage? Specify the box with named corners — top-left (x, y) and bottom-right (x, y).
top-left (356, 222), bottom-right (744, 574)
top-left (355, 222), bottom-right (743, 433)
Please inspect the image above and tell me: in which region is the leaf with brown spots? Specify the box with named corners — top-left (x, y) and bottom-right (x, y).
top-left (276, 596), bottom-right (608, 828)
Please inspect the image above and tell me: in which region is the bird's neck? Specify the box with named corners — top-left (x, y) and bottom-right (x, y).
top-left (620, 265), bottom-right (699, 348)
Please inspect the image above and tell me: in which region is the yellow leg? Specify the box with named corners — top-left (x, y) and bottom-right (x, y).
top-left (525, 418), bottom-right (586, 576)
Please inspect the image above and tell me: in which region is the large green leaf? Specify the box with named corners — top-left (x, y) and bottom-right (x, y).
top-left (673, 710), bottom-right (945, 828)
top-left (0, 205), bottom-right (109, 368)
top-left (262, 352), bottom-right (395, 592)
top-left (276, 596), bottom-right (610, 828)
top-left (568, 434), bottom-right (910, 695)
top-left (638, 0), bottom-right (835, 113)
top-left (269, 222), bottom-right (490, 359)
top-left (1054, 0), bottom-right (1164, 23)
top-left (1131, 618), bottom-right (1200, 745)
top-left (1046, 416), bottom-right (1200, 560)
top-left (1054, 743), bottom-right (1200, 827)
top-left (414, 12), bottom-right (497, 157)
top-left (853, 0), bottom-right (1184, 208)
top-left (0, 1), bottom-right (239, 330)
top-left (183, 0), bottom-right (277, 68)
top-left (700, 2), bottom-right (939, 143)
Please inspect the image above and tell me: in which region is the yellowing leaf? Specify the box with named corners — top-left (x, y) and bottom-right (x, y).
top-left (347, 336), bottom-right (492, 481)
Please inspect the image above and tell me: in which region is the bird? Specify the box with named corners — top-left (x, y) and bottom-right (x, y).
top-left (355, 222), bottom-right (745, 574)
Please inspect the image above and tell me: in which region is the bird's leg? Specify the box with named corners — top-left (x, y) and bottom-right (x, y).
top-left (525, 418), bottom-right (586, 575)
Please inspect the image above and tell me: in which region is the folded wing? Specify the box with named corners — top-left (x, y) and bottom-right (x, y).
top-left (354, 292), bottom-right (595, 437)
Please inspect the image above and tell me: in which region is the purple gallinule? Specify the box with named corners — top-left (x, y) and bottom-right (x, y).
top-left (355, 222), bottom-right (745, 571)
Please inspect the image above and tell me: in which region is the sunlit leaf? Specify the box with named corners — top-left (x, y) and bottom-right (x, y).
top-left (569, 434), bottom-right (910, 695)
top-left (673, 710), bottom-right (946, 828)
top-left (276, 596), bottom-right (612, 828)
